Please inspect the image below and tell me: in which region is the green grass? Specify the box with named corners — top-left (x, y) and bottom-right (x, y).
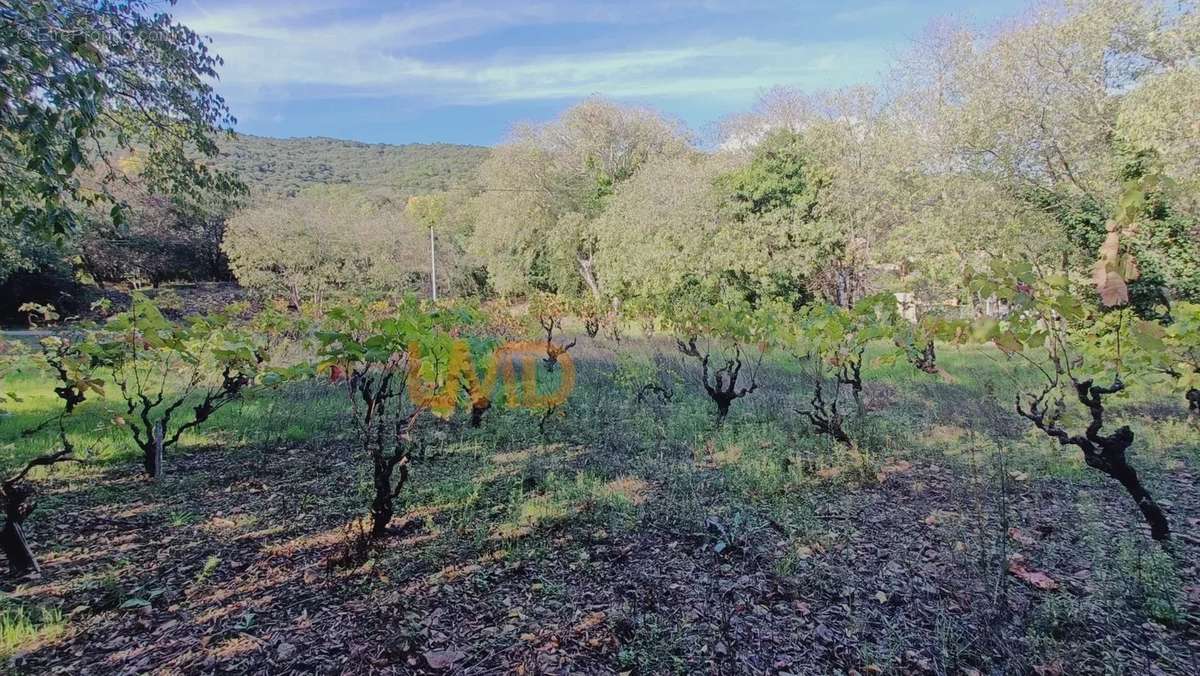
top-left (0, 367), bottom-right (349, 477)
top-left (2, 333), bottom-right (1197, 672)
top-left (0, 599), bottom-right (65, 660)
top-left (3, 337), bottom-right (1193, 513)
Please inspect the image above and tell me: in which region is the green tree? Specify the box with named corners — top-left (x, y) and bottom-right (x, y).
top-left (592, 129), bottom-right (847, 309)
top-left (876, 0), bottom-right (1198, 309)
top-left (714, 129), bottom-right (834, 305)
top-left (0, 0), bottom-right (244, 288)
top-left (592, 154), bottom-right (726, 303)
top-left (222, 186), bottom-right (424, 313)
top-left (469, 97), bottom-right (689, 298)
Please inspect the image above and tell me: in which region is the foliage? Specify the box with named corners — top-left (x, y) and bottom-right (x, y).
top-left (469, 97), bottom-right (689, 297)
top-left (1091, 162), bottom-right (1177, 308)
top-left (406, 190), bottom-right (488, 298)
top-left (594, 130), bottom-right (844, 308)
top-left (788, 294), bottom-right (902, 444)
top-left (867, 0), bottom-right (1198, 308)
top-left (1161, 302), bottom-right (1200, 416)
top-left (1, 333), bottom-right (99, 574)
top-left (311, 297), bottom-right (522, 535)
top-left (715, 129), bottom-right (845, 305)
top-left (77, 173), bottom-right (233, 287)
top-left (81, 294), bottom-right (264, 477)
top-left (969, 261), bottom-right (1176, 540)
top-left (527, 293), bottom-right (577, 367)
top-left (0, 0), bottom-right (244, 252)
top-left (211, 135), bottom-right (486, 199)
top-left (656, 288), bottom-right (785, 421)
top-left (591, 154), bottom-right (727, 302)
top-left (222, 185), bottom-right (425, 312)
top-left (717, 129), bottom-right (825, 219)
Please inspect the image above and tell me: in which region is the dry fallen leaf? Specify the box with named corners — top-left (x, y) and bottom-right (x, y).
top-left (573, 611), bottom-right (607, 633)
top-left (1008, 527), bottom-right (1036, 546)
top-left (1008, 554), bottom-right (1059, 591)
top-left (424, 650), bottom-right (466, 670)
top-left (816, 466), bottom-right (842, 480)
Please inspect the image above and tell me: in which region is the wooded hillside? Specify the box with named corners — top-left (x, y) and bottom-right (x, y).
top-left (213, 135), bottom-right (488, 198)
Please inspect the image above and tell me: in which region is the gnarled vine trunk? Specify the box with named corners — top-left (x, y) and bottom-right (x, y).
top-left (369, 453), bottom-right (409, 536)
top-left (352, 370), bottom-right (418, 538)
top-left (676, 338), bottom-right (758, 424)
top-left (1, 520), bottom-right (37, 576)
top-left (1, 449), bottom-right (75, 576)
top-left (799, 379), bottom-right (853, 448)
top-left (1018, 378), bottom-right (1169, 541)
top-left (144, 422), bottom-right (164, 478)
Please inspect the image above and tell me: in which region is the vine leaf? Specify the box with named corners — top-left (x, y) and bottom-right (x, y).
top-left (1093, 263), bottom-right (1129, 307)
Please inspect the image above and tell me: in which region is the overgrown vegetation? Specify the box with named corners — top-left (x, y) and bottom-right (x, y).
top-left (2, 0), bottom-right (1199, 672)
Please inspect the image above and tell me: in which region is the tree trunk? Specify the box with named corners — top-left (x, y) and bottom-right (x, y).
top-left (1, 520), bottom-right (38, 576)
top-left (829, 424), bottom-right (852, 448)
top-left (289, 281), bottom-right (302, 312)
top-left (714, 397), bottom-right (731, 420)
top-left (606, 297), bottom-right (622, 342)
top-left (370, 461), bottom-right (393, 537)
top-left (144, 422), bottom-right (164, 478)
top-left (1104, 459), bottom-right (1170, 541)
top-left (578, 256), bottom-right (602, 301)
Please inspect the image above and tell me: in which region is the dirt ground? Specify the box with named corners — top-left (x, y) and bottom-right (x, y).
top-left (6, 424), bottom-right (1199, 675)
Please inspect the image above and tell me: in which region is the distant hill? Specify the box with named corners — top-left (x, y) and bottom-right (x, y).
top-left (213, 134), bottom-right (489, 199)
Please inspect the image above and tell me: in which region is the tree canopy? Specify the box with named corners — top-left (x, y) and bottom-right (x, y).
top-left (0, 0), bottom-right (244, 243)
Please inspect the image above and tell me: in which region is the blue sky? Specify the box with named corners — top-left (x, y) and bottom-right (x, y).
top-left (176, 0), bottom-right (1029, 146)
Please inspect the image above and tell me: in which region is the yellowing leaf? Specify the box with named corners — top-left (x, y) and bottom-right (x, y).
top-left (993, 331), bottom-right (1024, 354)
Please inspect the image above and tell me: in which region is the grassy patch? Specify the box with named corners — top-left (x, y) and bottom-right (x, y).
top-left (0, 599), bottom-right (65, 660)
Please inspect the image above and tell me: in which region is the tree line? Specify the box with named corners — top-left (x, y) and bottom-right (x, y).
top-left (219, 0), bottom-right (1198, 324)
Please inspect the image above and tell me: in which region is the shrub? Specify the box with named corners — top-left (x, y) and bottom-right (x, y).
top-left (314, 299), bottom-right (481, 536)
top-left (527, 293), bottom-right (577, 368)
top-left (656, 288), bottom-right (785, 423)
top-left (971, 262), bottom-right (1186, 540)
top-left (789, 294), bottom-right (900, 446)
top-left (83, 295), bottom-right (265, 477)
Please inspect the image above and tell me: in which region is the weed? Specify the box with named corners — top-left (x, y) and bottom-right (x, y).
top-left (193, 555), bottom-right (221, 586)
top-left (168, 510), bottom-right (197, 527)
top-left (0, 599), bottom-right (65, 659)
top-left (1116, 538), bottom-right (1185, 625)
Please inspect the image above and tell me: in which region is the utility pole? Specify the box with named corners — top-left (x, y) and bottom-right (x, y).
top-left (429, 225), bottom-right (438, 302)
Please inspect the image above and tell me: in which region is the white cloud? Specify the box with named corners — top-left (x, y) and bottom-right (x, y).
top-left (178, 1), bottom-right (890, 107)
